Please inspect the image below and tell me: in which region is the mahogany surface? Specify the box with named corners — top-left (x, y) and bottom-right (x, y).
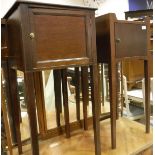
top-left (4, 1), bottom-right (101, 155)
top-left (96, 13), bottom-right (151, 149)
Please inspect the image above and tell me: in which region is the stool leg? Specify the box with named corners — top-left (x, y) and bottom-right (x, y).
top-left (144, 60), bottom-right (150, 133)
top-left (54, 70), bottom-right (62, 127)
top-left (61, 69), bottom-right (70, 138)
top-left (9, 68), bottom-right (23, 154)
top-left (108, 62), bottom-right (116, 149)
top-left (75, 67), bottom-right (80, 121)
top-left (24, 72), bottom-right (39, 155)
top-left (81, 66), bottom-right (89, 130)
top-left (90, 65), bottom-right (101, 155)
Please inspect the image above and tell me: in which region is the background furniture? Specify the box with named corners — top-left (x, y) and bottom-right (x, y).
top-left (1, 18), bottom-right (23, 154)
top-left (123, 9), bottom-right (153, 90)
top-left (123, 75), bottom-right (144, 120)
top-left (5, 1), bottom-right (101, 155)
top-left (96, 13), bottom-right (151, 149)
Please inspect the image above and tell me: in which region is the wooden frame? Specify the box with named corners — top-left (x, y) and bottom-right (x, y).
top-left (96, 13), bottom-right (151, 149)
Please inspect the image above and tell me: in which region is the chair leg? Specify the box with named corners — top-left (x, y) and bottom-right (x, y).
top-left (24, 72), bottom-right (39, 155)
top-left (53, 70), bottom-right (62, 127)
top-left (61, 69), bottom-right (70, 138)
top-left (81, 66), bottom-right (89, 130)
top-left (75, 67), bottom-right (80, 121)
top-left (108, 62), bottom-right (117, 149)
top-left (144, 60), bottom-right (150, 133)
top-left (90, 64), bottom-right (101, 155)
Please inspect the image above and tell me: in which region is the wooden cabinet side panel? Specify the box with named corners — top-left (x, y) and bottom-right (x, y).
top-left (96, 14), bottom-right (111, 63)
top-left (7, 7), bottom-right (24, 70)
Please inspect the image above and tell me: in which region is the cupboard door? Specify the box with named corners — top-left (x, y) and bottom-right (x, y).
top-left (115, 22), bottom-right (147, 58)
top-left (28, 8), bottom-right (94, 68)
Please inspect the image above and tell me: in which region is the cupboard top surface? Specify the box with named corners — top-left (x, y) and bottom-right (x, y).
top-left (4, 0), bottom-right (96, 18)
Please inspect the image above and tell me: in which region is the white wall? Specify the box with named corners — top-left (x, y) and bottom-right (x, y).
top-left (1, 0), bottom-right (129, 19)
top-left (96, 0), bottom-right (129, 19)
top-left (0, 0), bottom-right (84, 17)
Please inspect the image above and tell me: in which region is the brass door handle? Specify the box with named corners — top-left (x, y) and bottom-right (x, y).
top-left (29, 33), bottom-right (35, 39)
top-left (115, 38), bottom-right (121, 43)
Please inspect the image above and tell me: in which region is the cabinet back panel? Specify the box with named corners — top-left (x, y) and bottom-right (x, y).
top-left (33, 14), bottom-right (87, 61)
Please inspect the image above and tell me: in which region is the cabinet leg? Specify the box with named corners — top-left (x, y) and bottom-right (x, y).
top-left (34, 72), bottom-right (47, 137)
top-left (54, 70), bottom-right (62, 127)
top-left (101, 63), bottom-right (104, 106)
top-left (9, 68), bottom-right (23, 154)
top-left (108, 62), bottom-right (116, 149)
top-left (81, 66), bottom-right (89, 130)
top-left (2, 61), bottom-right (16, 143)
top-left (2, 85), bottom-right (13, 155)
top-left (75, 67), bottom-right (80, 121)
top-left (61, 69), bottom-right (70, 138)
top-left (24, 72), bottom-right (39, 155)
top-left (90, 64), bottom-right (101, 155)
top-left (144, 60), bottom-right (150, 133)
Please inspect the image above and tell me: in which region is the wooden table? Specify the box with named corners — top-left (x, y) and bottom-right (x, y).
top-left (96, 13), bottom-right (151, 149)
top-left (4, 1), bottom-right (101, 155)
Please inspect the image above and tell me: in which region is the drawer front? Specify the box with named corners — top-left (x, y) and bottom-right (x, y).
top-left (28, 7), bottom-right (94, 69)
top-left (115, 23), bottom-right (147, 58)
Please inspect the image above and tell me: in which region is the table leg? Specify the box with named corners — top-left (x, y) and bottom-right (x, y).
top-left (75, 67), bottom-right (80, 121)
top-left (24, 72), bottom-right (39, 155)
top-left (54, 70), bottom-right (62, 127)
top-left (81, 66), bottom-right (89, 130)
top-left (144, 60), bottom-right (150, 133)
top-left (108, 62), bottom-right (116, 149)
top-left (90, 64), bottom-right (101, 155)
top-left (61, 69), bottom-right (70, 138)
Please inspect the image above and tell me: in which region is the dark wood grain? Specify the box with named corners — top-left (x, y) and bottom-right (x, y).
top-left (96, 13), bottom-right (117, 149)
top-left (101, 64), bottom-right (104, 106)
top-left (75, 67), bottom-right (81, 121)
top-left (1, 76), bottom-right (13, 155)
top-left (81, 66), bottom-right (89, 130)
top-left (5, 2), bottom-right (100, 155)
top-left (144, 17), bottom-right (151, 133)
top-left (115, 22), bottom-right (147, 58)
top-left (33, 72), bottom-right (47, 137)
top-left (9, 68), bottom-right (23, 154)
top-left (53, 70), bottom-right (62, 127)
top-left (90, 64), bottom-right (101, 155)
top-left (61, 69), bottom-right (70, 138)
top-left (24, 72), bottom-right (39, 155)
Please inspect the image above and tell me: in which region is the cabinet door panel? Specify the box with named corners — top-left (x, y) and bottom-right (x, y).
top-left (30, 9), bottom-right (88, 63)
top-left (115, 23), bottom-right (147, 58)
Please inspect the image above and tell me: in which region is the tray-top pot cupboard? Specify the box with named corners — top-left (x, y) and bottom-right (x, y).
top-left (96, 13), bottom-right (151, 150)
top-left (5, 1), bottom-right (101, 155)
